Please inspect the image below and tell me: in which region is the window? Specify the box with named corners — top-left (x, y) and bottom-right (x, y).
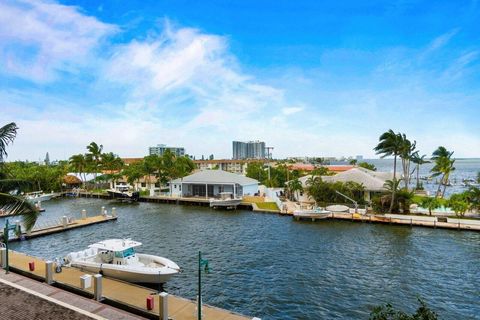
top-left (114, 251), bottom-right (123, 258)
top-left (179, 185), bottom-right (182, 191)
top-left (141, 182), bottom-right (146, 187)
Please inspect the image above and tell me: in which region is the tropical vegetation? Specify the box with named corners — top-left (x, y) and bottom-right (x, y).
top-left (0, 123), bottom-right (39, 231)
top-left (431, 146), bottom-right (455, 198)
top-left (370, 298), bottom-right (437, 320)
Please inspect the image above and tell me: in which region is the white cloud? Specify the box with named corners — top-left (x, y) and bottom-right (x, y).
top-left (0, 0), bottom-right (116, 81)
top-left (281, 106), bottom-right (304, 115)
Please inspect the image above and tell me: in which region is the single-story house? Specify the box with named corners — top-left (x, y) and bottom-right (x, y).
top-left (170, 170), bottom-right (259, 198)
top-left (296, 167), bottom-right (399, 203)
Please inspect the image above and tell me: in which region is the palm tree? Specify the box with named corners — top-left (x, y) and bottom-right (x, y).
top-left (420, 197), bottom-right (440, 216)
top-left (0, 122), bottom-right (39, 231)
top-left (69, 154), bottom-right (88, 187)
top-left (86, 142), bottom-right (103, 188)
top-left (286, 178), bottom-right (303, 201)
top-left (374, 130), bottom-right (402, 212)
top-left (398, 133), bottom-right (416, 190)
top-left (431, 146), bottom-right (455, 198)
top-left (101, 152), bottom-right (124, 188)
top-left (411, 152), bottom-right (429, 190)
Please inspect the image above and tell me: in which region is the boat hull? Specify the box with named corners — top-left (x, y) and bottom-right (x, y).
top-left (67, 252), bottom-right (179, 284)
top-left (209, 199), bottom-right (242, 209)
top-left (71, 263), bottom-right (176, 284)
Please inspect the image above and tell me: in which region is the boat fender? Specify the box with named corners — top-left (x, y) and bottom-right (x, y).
top-left (99, 264), bottom-right (103, 276)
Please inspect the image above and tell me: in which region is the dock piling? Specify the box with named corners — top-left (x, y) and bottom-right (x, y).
top-left (0, 247), bottom-right (6, 268)
top-left (101, 206), bottom-right (105, 216)
top-left (81, 209), bottom-right (87, 220)
top-left (45, 260), bottom-right (53, 284)
top-left (93, 274), bottom-right (103, 301)
top-left (159, 292), bottom-right (168, 320)
top-left (62, 216), bottom-right (68, 228)
top-left (112, 207), bottom-right (117, 217)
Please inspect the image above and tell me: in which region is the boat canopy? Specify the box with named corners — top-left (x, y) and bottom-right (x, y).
top-left (89, 239), bottom-right (142, 252)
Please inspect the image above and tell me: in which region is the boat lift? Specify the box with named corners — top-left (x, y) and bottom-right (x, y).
top-left (335, 191), bottom-right (359, 213)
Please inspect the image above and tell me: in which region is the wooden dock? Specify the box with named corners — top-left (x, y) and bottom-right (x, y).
top-left (293, 212), bottom-right (480, 231)
top-left (2, 250), bottom-right (253, 320)
top-left (1, 215), bottom-right (117, 242)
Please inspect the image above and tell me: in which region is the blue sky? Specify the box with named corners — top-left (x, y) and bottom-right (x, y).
top-left (1, 0), bottom-right (479, 161)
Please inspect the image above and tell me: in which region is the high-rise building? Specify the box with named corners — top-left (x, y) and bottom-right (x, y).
top-left (232, 140), bottom-right (266, 159)
top-left (149, 144), bottom-right (185, 157)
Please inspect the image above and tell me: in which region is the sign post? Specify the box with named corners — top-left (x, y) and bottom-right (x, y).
top-left (198, 251), bottom-right (209, 320)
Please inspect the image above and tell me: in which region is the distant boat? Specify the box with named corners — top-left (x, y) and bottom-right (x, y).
top-left (209, 192), bottom-right (242, 209)
top-left (65, 239), bottom-right (180, 284)
top-left (25, 191), bottom-right (54, 203)
top-left (107, 186), bottom-right (140, 201)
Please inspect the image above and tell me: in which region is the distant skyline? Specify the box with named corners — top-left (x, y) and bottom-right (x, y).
top-left (1, 0), bottom-right (479, 161)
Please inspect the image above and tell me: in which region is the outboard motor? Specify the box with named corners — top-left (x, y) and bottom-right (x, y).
top-left (53, 257), bottom-right (64, 273)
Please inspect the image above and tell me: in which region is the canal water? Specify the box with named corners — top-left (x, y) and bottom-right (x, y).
top-left (7, 198), bottom-right (480, 319)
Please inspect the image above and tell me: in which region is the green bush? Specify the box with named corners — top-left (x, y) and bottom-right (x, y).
top-left (370, 298), bottom-right (438, 320)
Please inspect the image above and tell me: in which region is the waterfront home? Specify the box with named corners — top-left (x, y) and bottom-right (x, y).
top-left (296, 167), bottom-right (398, 203)
top-left (170, 170), bottom-right (259, 198)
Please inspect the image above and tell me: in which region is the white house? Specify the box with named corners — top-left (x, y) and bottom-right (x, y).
top-left (170, 170), bottom-right (259, 198)
top-left (296, 167), bottom-right (398, 203)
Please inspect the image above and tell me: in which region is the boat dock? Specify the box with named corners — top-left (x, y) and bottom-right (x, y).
top-left (0, 250), bottom-right (254, 320)
top-left (1, 214), bottom-right (117, 242)
top-left (293, 212), bottom-right (480, 231)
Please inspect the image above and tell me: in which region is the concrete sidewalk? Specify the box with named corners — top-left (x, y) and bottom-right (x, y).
top-left (0, 271), bottom-right (146, 320)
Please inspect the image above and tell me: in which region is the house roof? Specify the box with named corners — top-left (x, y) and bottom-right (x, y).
top-left (298, 167), bottom-right (397, 192)
top-left (173, 170), bottom-right (259, 186)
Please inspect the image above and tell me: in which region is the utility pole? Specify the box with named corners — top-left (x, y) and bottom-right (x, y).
top-left (265, 147), bottom-right (274, 181)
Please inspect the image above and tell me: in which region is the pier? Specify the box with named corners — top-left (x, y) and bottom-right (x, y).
top-left (0, 250), bottom-right (253, 320)
top-left (293, 212), bottom-right (480, 231)
top-left (1, 214), bottom-right (117, 242)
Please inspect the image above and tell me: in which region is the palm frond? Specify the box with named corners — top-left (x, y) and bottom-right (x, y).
top-left (0, 193), bottom-right (40, 231)
top-left (0, 122), bottom-right (18, 162)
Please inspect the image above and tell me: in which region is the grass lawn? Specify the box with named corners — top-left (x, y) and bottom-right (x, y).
top-left (256, 202), bottom-right (279, 211)
top-left (243, 196), bottom-right (265, 203)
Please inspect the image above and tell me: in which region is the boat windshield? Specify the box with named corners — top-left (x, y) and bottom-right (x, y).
top-left (123, 247), bottom-right (135, 258)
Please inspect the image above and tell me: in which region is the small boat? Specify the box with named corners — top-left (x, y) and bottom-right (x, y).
top-left (65, 239), bottom-right (180, 284)
top-left (209, 192), bottom-right (242, 209)
top-left (107, 186), bottom-right (140, 201)
top-left (25, 191), bottom-right (54, 203)
top-left (293, 208), bottom-right (331, 220)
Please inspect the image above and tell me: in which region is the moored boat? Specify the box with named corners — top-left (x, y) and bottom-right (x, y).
top-left (64, 239), bottom-right (180, 284)
top-left (25, 191), bottom-right (54, 203)
top-left (293, 207), bottom-right (331, 218)
top-left (107, 186), bottom-right (140, 201)
top-left (209, 192), bottom-right (242, 209)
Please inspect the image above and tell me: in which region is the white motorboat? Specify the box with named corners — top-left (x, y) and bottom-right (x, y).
top-left (25, 191), bottom-right (54, 203)
top-left (107, 186), bottom-right (140, 201)
top-left (209, 192), bottom-right (242, 209)
top-left (65, 239), bottom-right (180, 284)
top-left (293, 207), bottom-right (331, 219)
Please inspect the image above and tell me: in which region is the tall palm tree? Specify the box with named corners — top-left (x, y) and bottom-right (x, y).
top-left (69, 154), bottom-right (87, 187)
top-left (86, 142), bottom-right (103, 188)
top-left (398, 133), bottom-right (416, 190)
top-left (431, 146), bottom-right (455, 198)
top-left (0, 122), bottom-right (39, 231)
top-left (374, 130), bottom-right (402, 212)
top-left (411, 152), bottom-right (429, 190)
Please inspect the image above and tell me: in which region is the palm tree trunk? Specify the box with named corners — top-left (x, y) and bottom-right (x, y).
top-left (416, 164), bottom-right (420, 189)
top-left (436, 175), bottom-right (444, 198)
top-left (389, 155), bottom-right (397, 213)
